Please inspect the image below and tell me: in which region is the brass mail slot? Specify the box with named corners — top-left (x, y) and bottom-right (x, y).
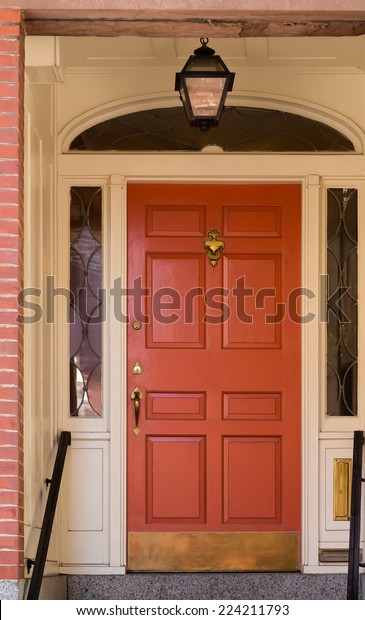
top-left (333, 458), bottom-right (352, 521)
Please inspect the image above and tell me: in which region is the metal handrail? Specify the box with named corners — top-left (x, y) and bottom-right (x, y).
top-left (347, 430), bottom-right (364, 600)
top-left (26, 431), bottom-right (71, 600)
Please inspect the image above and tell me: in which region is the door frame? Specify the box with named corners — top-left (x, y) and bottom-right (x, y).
top-left (57, 151), bottom-right (365, 574)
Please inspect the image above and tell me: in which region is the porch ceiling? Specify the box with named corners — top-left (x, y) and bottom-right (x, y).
top-left (25, 35), bottom-right (365, 77)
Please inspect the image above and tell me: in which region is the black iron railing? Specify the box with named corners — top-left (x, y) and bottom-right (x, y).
top-left (26, 431), bottom-right (71, 600)
top-left (347, 430), bottom-right (364, 600)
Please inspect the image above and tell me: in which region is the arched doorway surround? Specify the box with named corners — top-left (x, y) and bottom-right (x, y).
top-left (59, 92), bottom-right (365, 154)
top-left (56, 92), bottom-right (365, 574)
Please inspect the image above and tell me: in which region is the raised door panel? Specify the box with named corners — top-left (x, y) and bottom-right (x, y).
top-left (223, 436), bottom-right (281, 524)
top-left (223, 392), bottom-right (281, 421)
top-left (146, 204), bottom-right (205, 237)
top-left (146, 436), bottom-right (206, 523)
top-left (223, 205), bottom-right (281, 238)
top-left (223, 254), bottom-right (281, 348)
top-left (147, 392), bottom-right (206, 420)
top-left (146, 254), bottom-right (206, 348)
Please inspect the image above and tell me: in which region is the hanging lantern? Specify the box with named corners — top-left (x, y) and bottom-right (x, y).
top-left (175, 38), bottom-right (235, 133)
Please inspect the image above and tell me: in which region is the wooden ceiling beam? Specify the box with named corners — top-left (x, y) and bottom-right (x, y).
top-left (21, 10), bottom-right (365, 37)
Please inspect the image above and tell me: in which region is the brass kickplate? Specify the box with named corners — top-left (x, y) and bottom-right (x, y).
top-left (128, 531), bottom-right (299, 572)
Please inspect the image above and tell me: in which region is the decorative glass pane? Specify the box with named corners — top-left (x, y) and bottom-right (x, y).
top-left (69, 107), bottom-right (355, 152)
top-left (326, 188), bottom-right (358, 416)
top-left (69, 187), bottom-right (103, 418)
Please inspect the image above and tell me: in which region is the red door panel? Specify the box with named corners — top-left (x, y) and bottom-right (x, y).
top-left (146, 436), bottom-right (206, 523)
top-left (127, 183), bottom-right (301, 571)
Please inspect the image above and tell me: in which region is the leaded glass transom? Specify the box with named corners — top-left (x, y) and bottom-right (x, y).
top-left (326, 188), bottom-right (358, 416)
top-left (69, 106), bottom-right (355, 152)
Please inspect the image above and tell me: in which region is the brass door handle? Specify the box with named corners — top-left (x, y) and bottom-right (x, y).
top-left (130, 387), bottom-right (143, 435)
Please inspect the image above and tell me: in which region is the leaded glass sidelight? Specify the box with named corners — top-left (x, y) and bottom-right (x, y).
top-left (69, 187), bottom-right (103, 417)
top-left (326, 188), bottom-right (358, 416)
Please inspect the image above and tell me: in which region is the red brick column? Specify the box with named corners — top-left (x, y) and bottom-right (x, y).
top-left (0, 9), bottom-right (24, 581)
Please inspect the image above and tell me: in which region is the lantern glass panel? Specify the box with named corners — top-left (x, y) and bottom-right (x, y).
top-left (185, 77), bottom-right (226, 117)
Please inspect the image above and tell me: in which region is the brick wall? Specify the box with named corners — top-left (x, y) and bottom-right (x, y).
top-left (0, 9), bottom-right (24, 581)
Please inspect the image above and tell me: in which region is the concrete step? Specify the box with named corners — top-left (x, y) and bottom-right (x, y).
top-left (67, 573), bottom-right (350, 600)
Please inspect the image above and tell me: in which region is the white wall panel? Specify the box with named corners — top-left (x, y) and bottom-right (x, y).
top-left (23, 80), bottom-right (58, 572)
top-left (60, 439), bottom-right (109, 566)
top-left (66, 448), bottom-right (104, 531)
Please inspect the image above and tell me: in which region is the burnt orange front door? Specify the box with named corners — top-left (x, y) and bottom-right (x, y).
top-left (127, 184), bottom-right (301, 571)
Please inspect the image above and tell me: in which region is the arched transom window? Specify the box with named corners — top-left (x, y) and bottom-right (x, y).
top-left (69, 106), bottom-right (355, 152)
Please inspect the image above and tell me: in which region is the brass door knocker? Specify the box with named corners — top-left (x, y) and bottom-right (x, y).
top-left (204, 228), bottom-right (224, 267)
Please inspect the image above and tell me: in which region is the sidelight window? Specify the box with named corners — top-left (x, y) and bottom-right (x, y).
top-left (69, 186), bottom-right (103, 418)
top-left (326, 188), bottom-right (358, 416)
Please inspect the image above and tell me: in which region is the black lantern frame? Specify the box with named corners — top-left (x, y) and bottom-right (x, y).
top-left (175, 38), bottom-right (235, 133)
